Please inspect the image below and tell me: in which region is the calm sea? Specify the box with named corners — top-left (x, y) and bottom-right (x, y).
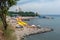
top-left (24, 15), bottom-right (60, 40)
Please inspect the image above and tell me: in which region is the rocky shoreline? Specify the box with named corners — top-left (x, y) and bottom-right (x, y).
top-left (15, 27), bottom-right (53, 40)
top-left (6, 16), bottom-right (53, 40)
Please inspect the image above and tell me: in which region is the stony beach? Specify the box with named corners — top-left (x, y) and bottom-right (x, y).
top-left (6, 16), bottom-right (53, 40)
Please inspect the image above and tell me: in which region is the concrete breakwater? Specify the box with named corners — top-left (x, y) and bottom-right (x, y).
top-left (6, 16), bottom-right (53, 40)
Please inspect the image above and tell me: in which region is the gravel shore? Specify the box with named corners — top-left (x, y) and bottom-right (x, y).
top-left (6, 16), bottom-right (53, 40)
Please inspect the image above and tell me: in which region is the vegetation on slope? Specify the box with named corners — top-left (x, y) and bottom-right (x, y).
top-left (0, 19), bottom-right (17, 40)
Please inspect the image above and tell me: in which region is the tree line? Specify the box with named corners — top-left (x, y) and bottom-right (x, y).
top-left (8, 11), bottom-right (39, 17)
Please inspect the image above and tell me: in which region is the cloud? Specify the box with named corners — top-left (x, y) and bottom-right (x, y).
top-left (9, 0), bottom-right (60, 15)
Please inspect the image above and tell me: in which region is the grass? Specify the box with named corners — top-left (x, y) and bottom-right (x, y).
top-left (3, 28), bottom-right (17, 40)
top-left (0, 19), bottom-right (17, 40)
top-left (3, 23), bottom-right (17, 40)
top-left (0, 19), bottom-right (3, 30)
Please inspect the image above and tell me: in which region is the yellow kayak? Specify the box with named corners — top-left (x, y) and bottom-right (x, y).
top-left (16, 18), bottom-right (28, 26)
top-left (18, 22), bottom-right (25, 27)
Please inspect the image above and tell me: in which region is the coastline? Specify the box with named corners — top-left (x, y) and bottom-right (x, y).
top-left (15, 27), bottom-right (53, 40)
top-left (6, 16), bottom-right (53, 40)
top-left (18, 17), bottom-right (36, 19)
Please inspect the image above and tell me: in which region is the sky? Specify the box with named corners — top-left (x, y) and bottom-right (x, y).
top-left (9, 0), bottom-right (60, 15)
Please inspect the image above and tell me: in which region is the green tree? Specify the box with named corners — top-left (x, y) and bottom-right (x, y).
top-left (0, 0), bottom-right (19, 30)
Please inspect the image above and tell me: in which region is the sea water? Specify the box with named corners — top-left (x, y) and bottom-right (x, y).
top-left (24, 15), bottom-right (60, 40)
